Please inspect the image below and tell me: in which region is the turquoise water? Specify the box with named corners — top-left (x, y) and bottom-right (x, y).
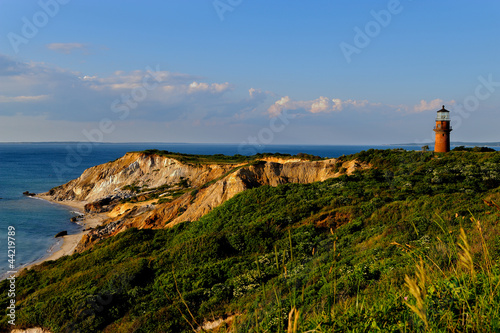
top-left (0, 142), bottom-right (423, 278)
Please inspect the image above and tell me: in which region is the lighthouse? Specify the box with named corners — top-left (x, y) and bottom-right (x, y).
top-left (433, 105), bottom-right (452, 152)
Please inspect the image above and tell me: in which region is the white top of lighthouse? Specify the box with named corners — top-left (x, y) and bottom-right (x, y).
top-left (436, 105), bottom-right (450, 121)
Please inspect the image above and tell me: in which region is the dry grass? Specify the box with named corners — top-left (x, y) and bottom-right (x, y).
top-left (404, 258), bottom-right (428, 330)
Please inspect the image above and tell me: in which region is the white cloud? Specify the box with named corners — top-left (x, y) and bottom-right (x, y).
top-left (310, 96), bottom-right (340, 113)
top-left (248, 88), bottom-right (274, 100)
top-left (248, 88), bottom-right (259, 99)
top-left (413, 98), bottom-right (455, 113)
top-left (267, 96), bottom-right (373, 116)
top-left (268, 96), bottom-right (292, 116)
top-left (46, 43), bottom-right (88, 54)
top-left (187, 81), bottom-right (231, 94)
top-left (82, 70), bottom-right (231, 96)
top-left (0, 95), bottom-right (49, 103)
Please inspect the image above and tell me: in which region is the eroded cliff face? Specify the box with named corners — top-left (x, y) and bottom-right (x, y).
top-left (46, 152), bottom-right (237, 203)
top-left (163, 158), bottom-right (363, 227)
top-left (42, 153), bottom-right (369, 251)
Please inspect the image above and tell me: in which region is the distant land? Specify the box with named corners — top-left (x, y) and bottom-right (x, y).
top-left (396, 141), bottom-right (500, 147)
top-left (3, 141), bottom-right (500, 147)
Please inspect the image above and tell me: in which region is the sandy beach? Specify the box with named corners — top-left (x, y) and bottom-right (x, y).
top-left (21, 194), bottom-right (107, 271)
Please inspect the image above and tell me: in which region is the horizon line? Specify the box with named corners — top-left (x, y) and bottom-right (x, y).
top-left (1, 141), bottom-right (500, 146)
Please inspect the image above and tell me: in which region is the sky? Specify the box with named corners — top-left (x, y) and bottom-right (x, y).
top-left (0, 0), bottom-right (499, 145)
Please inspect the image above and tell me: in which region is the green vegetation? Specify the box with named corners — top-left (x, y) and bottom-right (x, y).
top-left (2, 149), bottom-right (500, 332)
top-left (452, 146), bottom-right (496, 152)
top-left (137, 149), bottom-right (323, 164)
top-left (121, 184), bottom-right (141, 193)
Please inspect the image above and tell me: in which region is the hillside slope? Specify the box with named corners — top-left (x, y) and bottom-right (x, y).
top-left (4, 149), bottom-right (500, 332)
top-left (40, 151), bottom-right (368, 250)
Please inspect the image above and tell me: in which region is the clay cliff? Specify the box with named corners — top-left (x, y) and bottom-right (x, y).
top-left (40, 152), bottom-right (369, 251)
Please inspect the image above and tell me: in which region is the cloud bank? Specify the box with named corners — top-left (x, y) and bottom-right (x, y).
top-left (0, 54), bottom-right (236, 122)
top-left (0, 54), bottom-right (471, 144)
top-left (267, 96), bottom-right (378, 117)
top-left (412, 98), bottom-right (456, 113)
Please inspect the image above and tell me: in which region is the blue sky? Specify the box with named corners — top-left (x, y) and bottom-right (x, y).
top-left (0, 0), bottom-right (499, 144)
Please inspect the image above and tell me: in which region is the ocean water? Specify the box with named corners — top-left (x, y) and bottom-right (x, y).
top-left (0, 142), bottom-right (423, 277)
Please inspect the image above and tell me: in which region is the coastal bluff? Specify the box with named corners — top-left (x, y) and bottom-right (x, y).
top-left (40, 151), bottom-right (369, 250)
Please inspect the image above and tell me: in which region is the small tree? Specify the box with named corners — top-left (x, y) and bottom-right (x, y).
top-left (421, 145), bottom-right (429, 152)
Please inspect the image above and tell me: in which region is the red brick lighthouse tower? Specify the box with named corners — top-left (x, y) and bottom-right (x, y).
top-left (434, 105), bottom-right (452, 152)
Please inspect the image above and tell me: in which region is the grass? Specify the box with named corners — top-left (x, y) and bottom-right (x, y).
top-left (1, 149), bottom-right (500, 332)
top-left (400, 215), bottom-right (500, 332)
top-left (136, 149), bottom-right (324, 165)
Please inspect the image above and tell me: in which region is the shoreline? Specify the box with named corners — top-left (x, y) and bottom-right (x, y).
top-left (19, 195), bottom-right (107, 273)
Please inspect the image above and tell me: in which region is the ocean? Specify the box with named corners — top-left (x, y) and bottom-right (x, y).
top-left (0, 142), bottom-right (424, 277)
